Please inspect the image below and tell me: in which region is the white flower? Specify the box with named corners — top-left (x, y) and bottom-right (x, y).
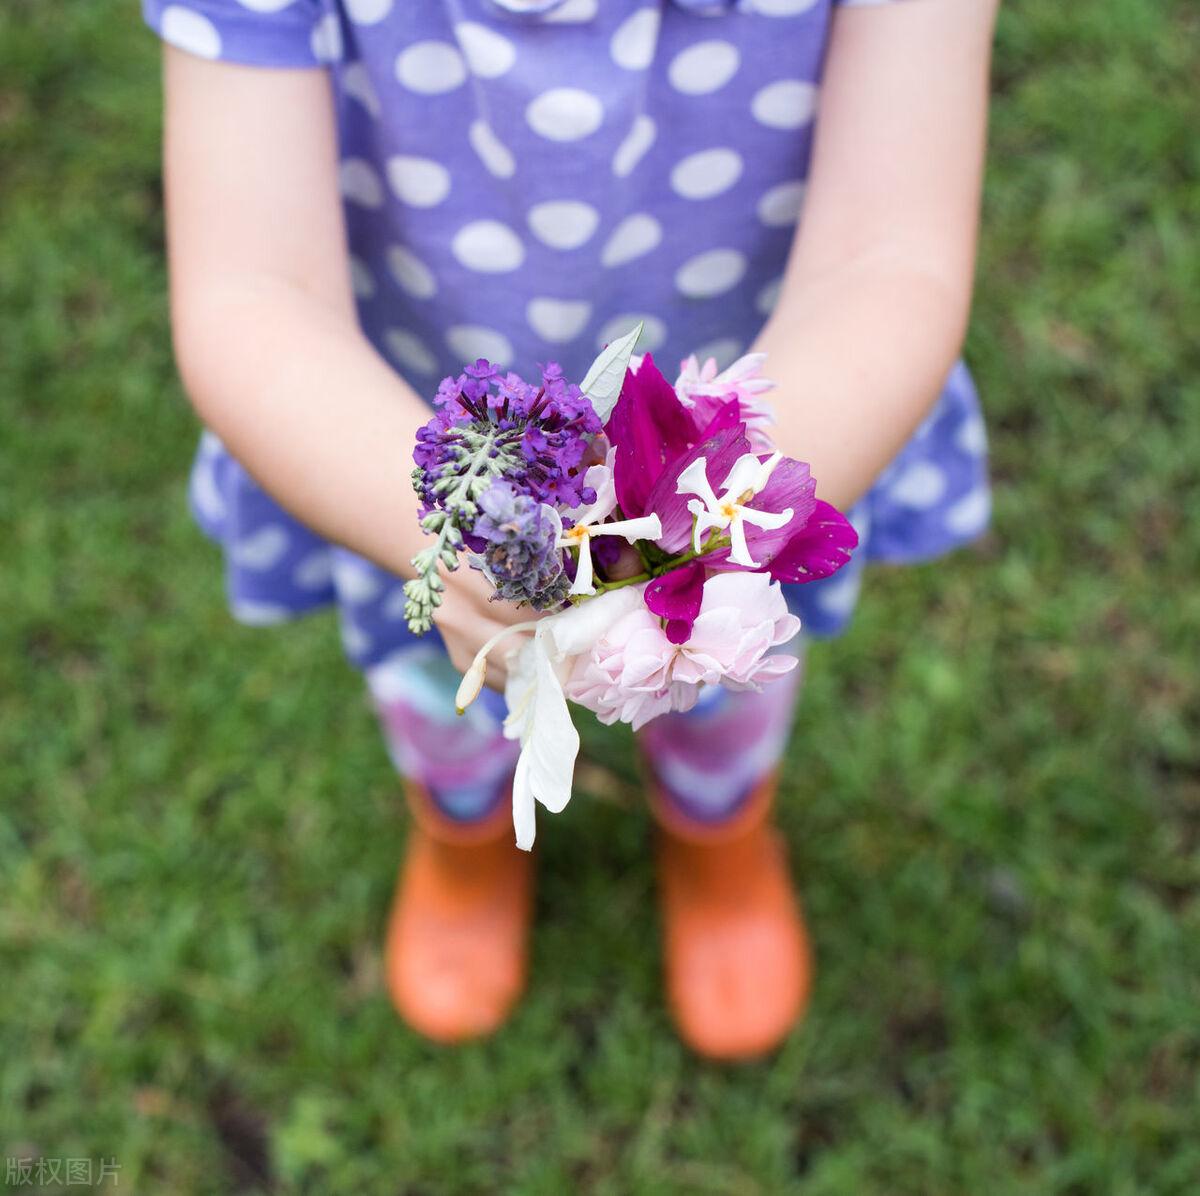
top-left (675, 451), bottom-right (793, 568)
top-left (456, 585), bottom-right (648, 850)
top-left (556, 450), bottom-right (662, 595)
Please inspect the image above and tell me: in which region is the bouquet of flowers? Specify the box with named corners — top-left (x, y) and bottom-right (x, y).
top-left (402, 325), bottom-right (858, 848)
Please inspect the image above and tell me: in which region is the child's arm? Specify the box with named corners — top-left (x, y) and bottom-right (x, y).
top-left (160, 48), bottom-right (525, 677)
top-left (756, 0), bottom-right (1001, 511)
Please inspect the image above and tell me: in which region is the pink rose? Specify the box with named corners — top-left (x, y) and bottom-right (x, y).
top-left (564, 572), bottom-right (800, 730)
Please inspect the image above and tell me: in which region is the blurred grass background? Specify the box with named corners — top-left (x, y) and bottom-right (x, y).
top-left (2, 0), bottom-right (1199, 1192)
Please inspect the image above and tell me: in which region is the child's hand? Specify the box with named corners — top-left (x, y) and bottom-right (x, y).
top-left (432, 567), bottom-right (541, 692)
top-left (432, 545), bottom-right (645, 692)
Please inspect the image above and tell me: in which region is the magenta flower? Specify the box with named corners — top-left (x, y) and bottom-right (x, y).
top-left (638, 425), bottom-right (857, 640)
top-left (604, 354), bottom-right (739, 519)
top-left (644, 560), bottom-right (706, 645)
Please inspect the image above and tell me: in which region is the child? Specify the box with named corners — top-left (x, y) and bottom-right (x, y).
top-left (144, 0), bottom-right (998, 1058)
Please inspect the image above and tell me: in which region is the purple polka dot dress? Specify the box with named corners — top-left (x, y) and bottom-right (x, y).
top-left (143, 0), bottom-right (992, 675)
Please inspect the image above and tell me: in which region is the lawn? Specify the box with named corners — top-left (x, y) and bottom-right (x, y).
top-left (1, 1), bottom-right (1198, 1192)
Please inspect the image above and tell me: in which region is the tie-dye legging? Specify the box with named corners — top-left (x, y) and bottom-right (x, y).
top-left (367, 639), bottom-right (804, 829)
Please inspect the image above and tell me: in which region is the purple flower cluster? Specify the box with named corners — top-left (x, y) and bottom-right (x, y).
top-left (472, 481), bottom-right (570, 610)
top-left (413, 359), bottom-right (601, 516)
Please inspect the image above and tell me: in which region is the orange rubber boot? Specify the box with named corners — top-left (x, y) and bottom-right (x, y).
top-left (384, 784), bottom-right (532, 1043)
top-left (652, 773), bottom-right (812, 1061)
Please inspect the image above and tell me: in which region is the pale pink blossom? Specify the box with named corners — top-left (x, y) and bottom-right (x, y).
top-left (675, 352), bottom-right (777, 450)
top-left (565, 572), bottom-right (801, 731)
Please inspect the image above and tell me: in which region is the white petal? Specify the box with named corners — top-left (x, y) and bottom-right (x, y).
top-left (719, 452), bottom-right (765, 498)
top-left (592, 513), bottom-right (662, 542)
top-left (727, 516), bottom-right (757, 567)
top-left (740, 505), bottom-right (793, 532)
top-left (511, 752), bottom-right (538, 850)
top-left (569, 538), bottom-right (596, 595)
top-left (675, 457), bottom-right (721, 511)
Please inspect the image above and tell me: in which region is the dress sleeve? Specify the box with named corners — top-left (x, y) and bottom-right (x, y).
top-left (141, 0), bottom-right (344, 68)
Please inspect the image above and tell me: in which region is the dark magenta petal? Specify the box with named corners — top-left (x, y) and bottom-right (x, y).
top-left (605, 354), bottom-right (696, 517)
top-left (644, 424), bottom-right (752, 553)
top-left (693, 397), bottom-right (743, 441)
top-left (645, 560), bottom-right (707, 644)
top-left (767, 500), bottom-right (859, 583)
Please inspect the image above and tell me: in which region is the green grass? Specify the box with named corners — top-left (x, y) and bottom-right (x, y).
top-left (2, 0), bottom-right (1199, 1191)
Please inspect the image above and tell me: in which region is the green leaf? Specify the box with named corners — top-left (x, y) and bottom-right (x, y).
top-left (580, 321), bottom-right (643, 424)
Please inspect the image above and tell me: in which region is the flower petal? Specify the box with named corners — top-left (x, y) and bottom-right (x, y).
top-left (605, 354), bottom-right (697, 518)
top-left (767, 500), bottom-right (859, 583)
top-left (644, 560), bottom-right (707, 644)
top-left (645, 424), bottom-right (751, 553)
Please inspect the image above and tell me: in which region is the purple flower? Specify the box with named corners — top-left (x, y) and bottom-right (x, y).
top-left (472, 480), bottom-right (570, 610)
top-left (414, 361), bottom-right (603, 516)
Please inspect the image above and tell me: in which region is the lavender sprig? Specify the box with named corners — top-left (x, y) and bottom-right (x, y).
top-left (403, 360), bottom-right (602, 634)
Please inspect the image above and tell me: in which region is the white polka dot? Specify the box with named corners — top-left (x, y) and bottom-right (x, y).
top-left (349, 256), bottom-right (375, 299)
top-left (385, 155), bottom-right (451, 207)
top-left (387, 245), bottom-right (437, 299)
top-left (598, 313), bottom-right (666, 353)
top-left (310, 13), bottom-right (342, 62)
top-left (232, 599), bottom-right (293, 626)
top-left (451, 220), bottom-right (525, 272)
top-left (944, 486), bottom-right (991, 536)
top-left (446, 325), bottom-right (514, 367)
top-left (601, 213), bottom-right (662, 267)
top-left (468, 120), bottom-right (516, 179)
top-left (815, 568), bottom-right (862, 618)
top-left (527, 298), bottom-right (592, 343)
top-left (385, 329), bottom-right (437, 374)
top-left (752, 80), bottom-right (818, 129)
top-left (675, 249), bottom-right (747, 298)
top-left (236, 0), bottom-right (296, 12)
top-left (543, 0), bottom-right (597, 21)
top-left (342, 63), bottom-right (380, 116)
top-left (396, 41), bottom-right (467, 95)
top-left (956, 414), bottom-right (988, 456)
top-left (293, 551), bottom-right (334, 591)
top-left (341, 620), bottom-right (372, 658)
top-left (613, 114), bottom-right (656, 177)
top-left (339, 159), bottom-right (384, 208)
top-left (757, 277), bottom-right (782, 315)
top-left (527, 201), bottom-right (599, 250)
top-left (190, 459), bottom-right (226, 523)
top-left (381, 588), bottom-right (409, 622)
top-left (334, 557), bottom-right (383, 604)
top-left (455, 22), bottom-right (516, 78)
top-left (757, 180), bottom-right (806, 226)
top-left (159, 7), bottom-right (222, 58)
top-left (345, 0), bottom-right (392, 24)
top-left (526, 88), bottom-right (604, 142)
top-left (887, 462), bottom-right (947, 509)
top-left (668, 40), bottom-right (740, 95)
top-left (752, 0), bottom-right (819, 14)
top-left (692, 338), bottom-right (743, 370)
top-left (610, 8), bottom-right (661, 70)
top-left (232, 525), bottom-right (290, 571)
top-left (670, 147), bottom-right (743, 200)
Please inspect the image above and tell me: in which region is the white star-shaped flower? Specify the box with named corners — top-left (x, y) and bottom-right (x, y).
top-left (675, 450), bottom-right (793, 568)
top-left (556, 451), bottom-right (662, 595)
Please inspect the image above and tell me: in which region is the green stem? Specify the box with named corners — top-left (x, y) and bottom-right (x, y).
top-left (578, 530), bottom-right (731, 601)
